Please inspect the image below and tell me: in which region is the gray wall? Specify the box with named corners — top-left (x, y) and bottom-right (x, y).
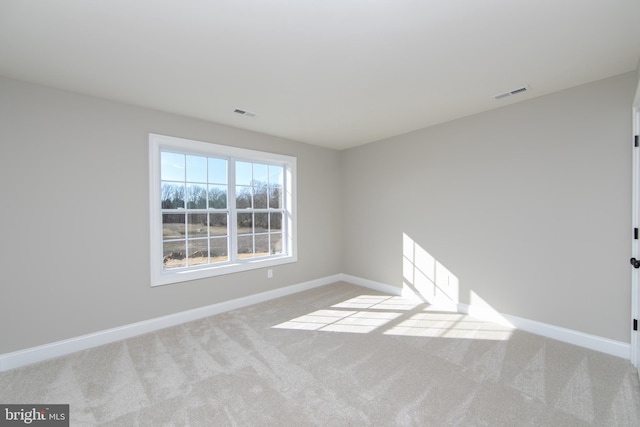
top-left (0, 77), bottom-right (343, 354)
top-left (1, 71), bottom-right (636, 355)
top-left (342, 72), bottom-right (636, 343)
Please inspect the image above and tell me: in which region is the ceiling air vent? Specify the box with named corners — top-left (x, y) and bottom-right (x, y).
top-left (233, 108), bottom-right (257, 118)
top-left (493, 85), bottom-right (530, 101)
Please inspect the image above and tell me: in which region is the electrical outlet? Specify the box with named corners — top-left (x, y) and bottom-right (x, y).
top-left (267, 269), bottom-right (273, 279)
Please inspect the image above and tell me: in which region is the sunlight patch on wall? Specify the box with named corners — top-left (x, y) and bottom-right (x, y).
top-left (468, 290), bottom-right (515, 328)
top-left (402, 233), bottom-right (459, 305)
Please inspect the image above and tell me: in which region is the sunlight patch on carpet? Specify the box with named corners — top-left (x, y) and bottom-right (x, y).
top-left (272, 295), bottom-right (514, 340)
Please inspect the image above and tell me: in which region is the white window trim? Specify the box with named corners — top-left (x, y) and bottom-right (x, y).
top-left (149, 133), bottom-right (297, 287)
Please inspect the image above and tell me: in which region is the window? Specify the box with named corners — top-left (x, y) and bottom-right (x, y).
top-left (149, 134), bottom-right (297, 286)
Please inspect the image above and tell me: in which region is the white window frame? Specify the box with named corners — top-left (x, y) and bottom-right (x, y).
top-left (149, 133), bottom-right (297, 286)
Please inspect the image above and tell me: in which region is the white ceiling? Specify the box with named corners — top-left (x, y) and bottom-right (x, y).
top-left (1, 1), bottom-right (639, 150)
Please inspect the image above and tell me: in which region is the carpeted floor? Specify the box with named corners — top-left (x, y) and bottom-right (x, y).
top-left (1, 282), bottom-right (640, 426)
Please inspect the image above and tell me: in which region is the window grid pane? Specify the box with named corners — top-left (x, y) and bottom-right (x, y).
top-left (187, 238), bottom-right (209, 266)
top-left (208, 185), bottom-right (227, 209)
top-left (161, 182), bottom-right (185, 209)
top-left (235, 208), bottom-right (284, 259)
top-left (161, 153), bottom-right (231, 270)
top-left (163, 240), bottom-right (187, 269)
top-left (157, 140), bottom-right (291, 279)
top-left (236, 186), bottom-right (252, 209)
top-left (162, 213), bottom-right (185, 240)
top-left (186, 184), bottom-right (207, 209)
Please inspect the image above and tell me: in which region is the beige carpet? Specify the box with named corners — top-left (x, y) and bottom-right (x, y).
top-left (1, 282), bottom-right (640, 426)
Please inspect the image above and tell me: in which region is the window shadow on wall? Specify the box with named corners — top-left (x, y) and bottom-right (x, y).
top-left (402, 233), bottom-right (459, 307)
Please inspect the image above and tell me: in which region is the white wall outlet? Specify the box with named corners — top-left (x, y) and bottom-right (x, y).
top-left (267, 269), bottom-right (273, 279)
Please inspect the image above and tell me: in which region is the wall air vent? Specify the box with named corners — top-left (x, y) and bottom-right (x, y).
top-left (233, 108), bottom-right (257, 118)
top-left (493, 85), bottom-right (530, 101)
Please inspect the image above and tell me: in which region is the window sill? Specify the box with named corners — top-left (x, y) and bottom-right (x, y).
top-left (151, 254), bottom-right (297, 287)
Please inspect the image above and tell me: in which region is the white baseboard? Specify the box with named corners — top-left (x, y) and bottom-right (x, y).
top-left (344, 274), bottom-right (630, 360)
top-left (339, 274), bottom-right (402, 296)
top-left (457, 303), bottom-right (630, 359)
top-left (0, 274), bottom-right (341, 372)
top-left (0, 273), bottom-right (631, 370)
